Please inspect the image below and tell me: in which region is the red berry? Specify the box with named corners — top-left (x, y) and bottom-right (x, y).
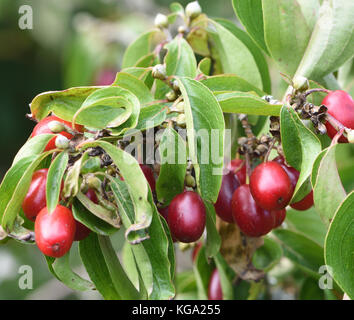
top-left (35, 205), bottom-right (76, 258)
top-left (158, 206), bottom-right (169, 221)
top-left (231, 184), bottom-right (275, 237)
top-left (208, 269), bottom-right (223, 300)
top-left (322, 90), bottom-right (354, 143)
top-left (228, 159), bottom-right (246, 184)
top-left (22, 169), bottom-right (49, 222)
top-left (32, 115), bottom-right (84, 151)
top-left (250, 162), bottom-right (292, 210)
top-left (74, 189), bottom-right (97, 241)
top-left (273, 209), bottom-right (286, 228)
top-left (140, 164), bottom-right (156, 192)
top-left (214, 172), bottom-right (240, 223)
top-left (290, 190), bottom-right (314, 211)
top-left (167, 191), bottom-right (206, 243)
top-left (191, 242), bottom-right (202, 262)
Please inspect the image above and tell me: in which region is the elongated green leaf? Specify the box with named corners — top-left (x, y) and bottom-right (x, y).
top-left (156, 128), bottom-right (187, 204)
top-left (325, 191), bottom-right (354, 299)
top-left (215, 18), bottom-right (271, 93)
top-left (122, 29), bottom-right (166, 69)
top-left (216, 91), bottom-right (281, 116)
top-left (280, 106), bottom-right (322, 202)
top-left (295, 0), bottom-right (354, 81)
top-left (262, 0), bottom-right (314, 76)
top-left (207, 19), bottom-right (263, 90)
top-left (252, 237), bottom-right (283, 272)
top-left (273, 229), bottom-right (325, 277)
top-left (79, 233), bottom-right (120, 299)
top-left (46, 152), bottom-right (68, 214)
top-left (193, 245), bottom-right (213, 300)
top-left (312, 144), bottom-right (347, 225)
top-left (232, 0), bottom-right (268, 54)
top-left (135, 104), bottom-right (167, 131)
top-left (204, 201), bottom-right (221, 258)
top-left (13, 134), bottom-right (54, 165)
top-left (177, 77), bottom-right (224, 203)
top-left (52, 252), bottom-right (95, 291)
top-left (214, 253), bottom-right (236, 300)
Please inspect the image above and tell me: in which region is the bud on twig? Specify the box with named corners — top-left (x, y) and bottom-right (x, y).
top-left (152, 64), bottom-right (167, 80)
top-left (154, 13), bottom-right (169, 29)
top-left (166, 90), bottom-right (177, 101)
top-left (185, 1), bottom-right (202, 19)
top-left (48, 121), bottom-right (65, 133)
top-left (185, 174), bottom-right (196, 187)
top-left (347, 129), bottom-right (354, 144)
top-left (86, 174), bottom-right (101, 191)
top-left (292, 76), bottom-right (309, 92)
top-left (55, 135), bottom-right (70, 149)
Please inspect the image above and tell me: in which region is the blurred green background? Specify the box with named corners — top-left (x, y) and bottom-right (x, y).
top-left (0, 0), bottom-right (353, 300)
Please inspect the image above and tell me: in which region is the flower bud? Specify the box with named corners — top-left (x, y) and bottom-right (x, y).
top-left (185, 174), bottom-right (196, 187)
top-left (152, 64), bottom-right (167, 80)
top-left (48, 121), bottom-right (66, 133)
top-left (172, 79), bottom-right (180, 92)
top-left (175, 102), bottom-right (185, 112)
top-left (293, 76), bottom-right (309, 92)
top-left (185, 1), bottom-right (202, 19)
top-left (166, 90), bottom-right (177, 101)
top-left (178, 26), bottom-right (187, 34)
top-left (86, 175), bottom-right (101, 191)
top-left (154, 13), bottom-right (169, 29)
top-left (55, 135), bottom-right (70, 149)
top-left (176, 114), bottom-right (186, 127)
top-left (347, 129), bottom-right (354, 144)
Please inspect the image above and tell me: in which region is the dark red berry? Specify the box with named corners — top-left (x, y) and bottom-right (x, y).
top-left (322, 90), bottom-right (354, 143)
top-left (214, 172), bottom-right (240, 223)
top-left (158, 206), bottom-right (169, 221)
top-left (35, 205), bottom-right (76, 258)
top-left (273, 209), bottom-right (286, 228)
top-left (167, 191), bottom-right (206, 243)
top-left (32, 115), bottom-right (84, 151)
top-left (208, 269), bottom-right (223, 300)
top-left (140, 164), bottom-right (156, 192)
top-left (231, 184), bottom-right (275, 237)
top-left (228, 159), bottom-right (246, 184)
top-left (250, 162), bottom-right (292, 210)
top-left (290, 190), bottom-right (314, 211)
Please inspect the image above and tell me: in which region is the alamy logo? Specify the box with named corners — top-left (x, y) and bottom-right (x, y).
top-left (18, 265), bottom-right (33, 290)
top-left (18, 5), bottom-right (33, 30)
top-left (318, 265), bottom-right (333, 290)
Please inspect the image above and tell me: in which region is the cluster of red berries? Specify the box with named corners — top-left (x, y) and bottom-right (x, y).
top-left (23, 115), bottom-right (91, 258)
top-left (214, 156), bottom-right (313, 238)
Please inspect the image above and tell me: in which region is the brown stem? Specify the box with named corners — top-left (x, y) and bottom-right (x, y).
top-left (264, 139), bottom-right (276, 163)
top-left (245, 152), bottom-right (251, 185)
top-left (304, 88), bottom-right (330, 98)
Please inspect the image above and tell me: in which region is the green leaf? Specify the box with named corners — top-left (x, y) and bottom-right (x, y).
top-left (73, 86), bottom-right (140, 131)
top-left (207, 19), bottom-right (263, 90)
top-left (165, 35), bottom-right (197, 78)
top-left (156, 128), bottom-right (187, 204)
top-left (325, 191), bottom-right (354, 299)
top-left (280, 106), bottom-right (322, 202)
top-left (215, 92), bottom-right (281, 116)
top-left (262, 0), bottom-right (314, 76)
top-left (122, 29), bottom-right (166, 69)
top-left (273, 229), bottom-right (325, 277)
top-left (177, 77), bottom-right (224, 203)
top-left (113, 72), bottom-right (153, 104)
top-left (193, 245), bottom-right (213, 300)
top-left (72, 198), bottom-right (117, 236)
top-left (30, 87), bottom-right (100, 122)
top-left (232, 0), bottom-right (268, 54)
top-left (52, 252), bottom-right (95, 291)
top-left (204, 201), bottom-right (221, 258)
top-left (312, 144), bottom-right (347, 225)
top-left (135, 104), bottom-right (167, 131)
top-left (299, 277), bottom-right (326, 300)
top-left (197, 57), bottom-right (211, 76)
top-left (214, 253), bottom-right (236, 300)
top-left (12, 134), bottom-right (54, 165)
top-left (46, 152), bottom-right (68, 214)
top-left (214, 18), bottom-right (271, 93)
top-left (1, 151), bottom-right (54, 231)
top-left (79, 233), bottom-right (120, 299)
top-left (295, 0), bottom-right (354, 81)
top-left (201, 74), bottom-right (265, 96)
top-left (252, 237), bottom-right (283, 272)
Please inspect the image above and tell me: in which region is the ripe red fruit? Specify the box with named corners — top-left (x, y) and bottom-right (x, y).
top-left (32, 115), bottom-right (84, 151)
top-left (158, 206), bottom-right (169, 221)
top-left (167, 191), bottom-right (206, 243)
top-left (322, 90), bottom-right (354, 143)
top-left (231, 184), bottom-right (275, 237)
top-left (208, 269), bottom-right (223, 300)
top-left (250, 162), bottom-right (292, 210)
top-left (290, 190), bottom-right (314, 211)
top-left (140, 164), bottom-right (156, 192)
top-left (228, 159), bottom-right (246, 184)
top-left (74, 189), bottom-right (98, 241)
top-left (214, 172), bottom-right (240, 223)
top-left (273, 209), bottom-right (286, 228)
top-left (35, 205), bottom-right (76, 258)
top-left (22, 169), bottom-right (49, 222)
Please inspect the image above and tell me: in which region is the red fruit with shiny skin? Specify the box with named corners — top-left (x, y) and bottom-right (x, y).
top-left (214, 172), bottom-right (240, 223)
top-left (322, 90), bottom-right (354, 143)
top-left (35, 205), bottom-right (76, 258)
top-left (140, 164), bottom-right (156, 192)
top-left (273, 209), bottom-right (286, 228)
top-left (167, 191), bottom-right (206, 243)
top-left (231, 184), bottom-right (275, 237)
top-left (290, 190), bottom-right (314, 211)
top-left (158, 206), bottom-right (169, 221)
top-left (22, 169), bottom-right (49, 222)
top-left (250, 162), bottom-right (293, 210)
top-left (228, 159), bottom-right (246, 184)
top-left (32, 115), bottom-right (84, 151)
top-left (74, 189), bottom-right (98, 241)
top-left (208, 269), bottom-right (223, 300)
